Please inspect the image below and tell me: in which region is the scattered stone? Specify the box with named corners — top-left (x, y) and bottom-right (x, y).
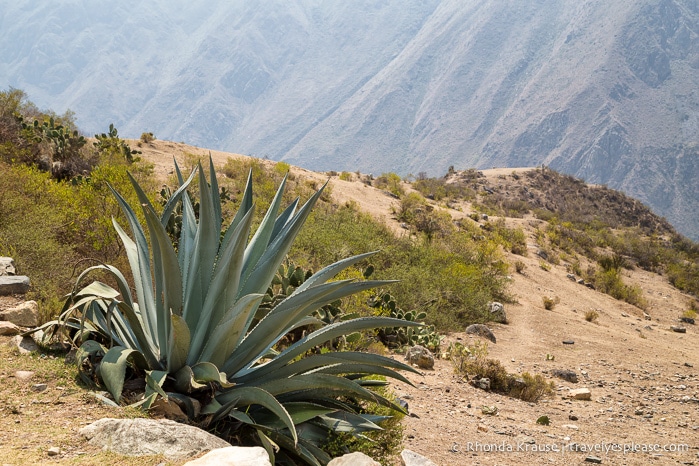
top-left (327, 452), bottom-right (380, 465)
top-left (47, 447), bottom-right (61, 456)
top-left (566, 273), bottom-right (576, 281)
top-left (0, 321), bottom-right (20, 336)
top-left (685, 362), bottom-right (694, 368)
top-left (680, 317), bottom-right (695, 325)
top-left (0, 257), bottom-right (16, 276)
top-left (562, 424), bottom-right (579, 430)
top-left (474, 378), bottom-right (491, 391)
top-left (151, 398), bottom-right (188, 422)
top-left (10, 335), bottom-right (39, 354)
top-left (477, 424), bottom-right (489, 432)
top-left (643, 312), bottom-right (652, 321)
top-left (0, 300), bottom-right (39, 327)
top-left (552, 369), bottom-right (578, 383)
top-left (31, 383), bottom-right (48, 392)
top-left (515, 435), bottom-right (536, 445)
top-left (562, 339), bottom-right (575, 345)
top-left (183, 446), bottom-right (271, 466)
top-left (568, 388), bottom-right (591, 401)
top-left (488, 302), bottom-right (507, 324)
top-left (80, 418), bottom-right (231, 460)
top-left (465, 324), bottom-right (496, 343)
top-left (577, 279), bottom-right (585, 285)
top-left (0, 276), bottom-right (30, 295)
top-left (671, 326), bottom-right (687, 333)
top-left (15, 370), bottom-right (34, 380)
top-left (400, 449), bottom-right (437, 466)
top-left (405, 345), bottom-right (434, 370)
top-left (584, 456), bottom-right (603, 464)
top-left (569, 414), bottom-right (579, 421)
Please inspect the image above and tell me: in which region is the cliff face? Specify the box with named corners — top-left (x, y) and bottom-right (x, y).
top-left (2, 0), bottom-right (698, 238)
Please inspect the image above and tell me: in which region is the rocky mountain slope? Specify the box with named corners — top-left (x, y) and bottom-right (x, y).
top-left (2, 0), bottom-right (699, 239)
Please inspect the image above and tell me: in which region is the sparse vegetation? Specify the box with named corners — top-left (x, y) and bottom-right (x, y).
top-left (542, 296), bottom-right (557, 310)
top-left (448, 342), bottom-right (554, 402)
top-left (585, 309), bottom-right (600, 322)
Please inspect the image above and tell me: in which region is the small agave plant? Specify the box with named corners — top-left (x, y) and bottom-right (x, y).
top-left (47, 158), bottom-right (420, 465)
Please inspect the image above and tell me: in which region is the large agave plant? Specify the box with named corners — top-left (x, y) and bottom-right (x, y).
top-left (50, 158), bottom-right (420, 465)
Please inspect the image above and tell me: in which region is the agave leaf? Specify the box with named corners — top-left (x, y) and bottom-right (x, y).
top-left (74, 281), bottom-right (120, 299)
top-left (109, 187), bottom-right (157, 344)
top-left (167, 314), bottom-right (190, 373)
top-left (160, 163), bottom-right (197, 226)
top-left (242, 174), bottom-right (288, 282)
top-left (237, 351), bottom-right (418, 385)
top-left (238, 181), bottom-right (327, 301)
top-left (220, 170), bottom-right (253, 254)
top-left (196, 293), bottom-right (265, 367)
top-left (233, 317), bottom-right (420, 379)
top-left (182, 162), bottom-right (221, 330)
top-left (174, 365), bottom-right (207, 394)
top-left (256, 430), bottom-right (278, 466)
top-left (137, 189), bottom-right (184, 349)
top-left (314, 412), bottom-right (383, 433)
top-left (313, 363), bottom-right (414, 386)
top-left (208, 156), bottom-right (222, 228)
top-left (212, 386), bottom-right (297, 445)
top-left (251, 402), bottom-right (335, 430)
top-left (294, 251), bottom-right (379, 294)
top-left (264, 429), bottom-right (326, 466)
top-left (191, 362), bottom-right (234, 388)
top-left (188, 207), bottom-right (255, 359)
top-left (99, 346), bottom-right (148, 403)
top-left (269, 198), bottom-right (299, 243)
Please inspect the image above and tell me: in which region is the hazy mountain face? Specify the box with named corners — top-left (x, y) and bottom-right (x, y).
top-left (2, 0), bottom-right (699, 239)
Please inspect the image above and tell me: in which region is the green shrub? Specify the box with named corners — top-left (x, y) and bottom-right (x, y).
top-left (514, 260), bottom-right (526, 274)
top-left (374, 172), bottom-right (403, 197)
top-left (41, 159), bottom-right (419, 465)
top-left (140, 132), bottom-right (155, 144)
top-left (542, 296), bottom-right (556, 310)
top-left (339, 171), bottom-right (353, 182)
top-left (585, 310), bottom-right (599, 322)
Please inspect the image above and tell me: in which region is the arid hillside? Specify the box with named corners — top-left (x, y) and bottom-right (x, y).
top-left (1, 141), bottom-right (697, 465)
top-left (134, 141), bottom-right (699, 465)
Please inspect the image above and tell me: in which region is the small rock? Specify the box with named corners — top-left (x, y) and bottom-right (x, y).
top-left (584, 456), bottom-right (603, 464)
top-left (643, 312), bottom-right (651, 320)
top-left (562, 339), bottom-right (575, 345)
top-left (552, 369), bottom-right (578, 383)
top-left (10, 335), bottom-right (39, 354)
top-left (671, 326), bottom-right (687, 333)
top-left (0, 300), bottom-right (39, 327)
top-left (685, 362), bottom-right (693, 368)
top-left (474, 378), bottom-right (491, 391)
top-left (680, 317), bottom-right (695, 325)
top-left (569, 414), bottom-right (578, 421)
top-left (465, 324), bottom-right (496, 343)
top-left (400, 449), bottom-right (438, 466)
top-left (0, 275), bottom-right (30, 295)
top-left (0, 321), bottom-right (20, 336)
top-left (488, 302), bottom-right (507, 324)
top-left (47, 447), bottom-right (61, 456)
top-left (183, 446), bottom-right (271, 466)
top-left (327, 451), bottom-right (380, 466)
top-left (405, 345), bottom-right (434, 370)
top-left (477, 424), bottom-right (489, 432)
top-left (14, 370), bottom-right (34, 380)
top-left (0, 257), bottom-right (16, 276)
top-left (562, 424), bottom-right (579, 430)
top-left (566, 273), bottom-right (576, 281)
top-left (568, 388), bottom-right (591, 401)
top-left (31, 383), bottom-right (48, 392)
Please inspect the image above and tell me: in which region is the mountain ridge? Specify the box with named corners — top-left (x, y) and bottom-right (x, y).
top-left (2, 0), bottom-right (698, 238)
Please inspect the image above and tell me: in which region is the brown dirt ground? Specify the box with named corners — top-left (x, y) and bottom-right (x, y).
top-left (1, 143), bottom-right (696, 465)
